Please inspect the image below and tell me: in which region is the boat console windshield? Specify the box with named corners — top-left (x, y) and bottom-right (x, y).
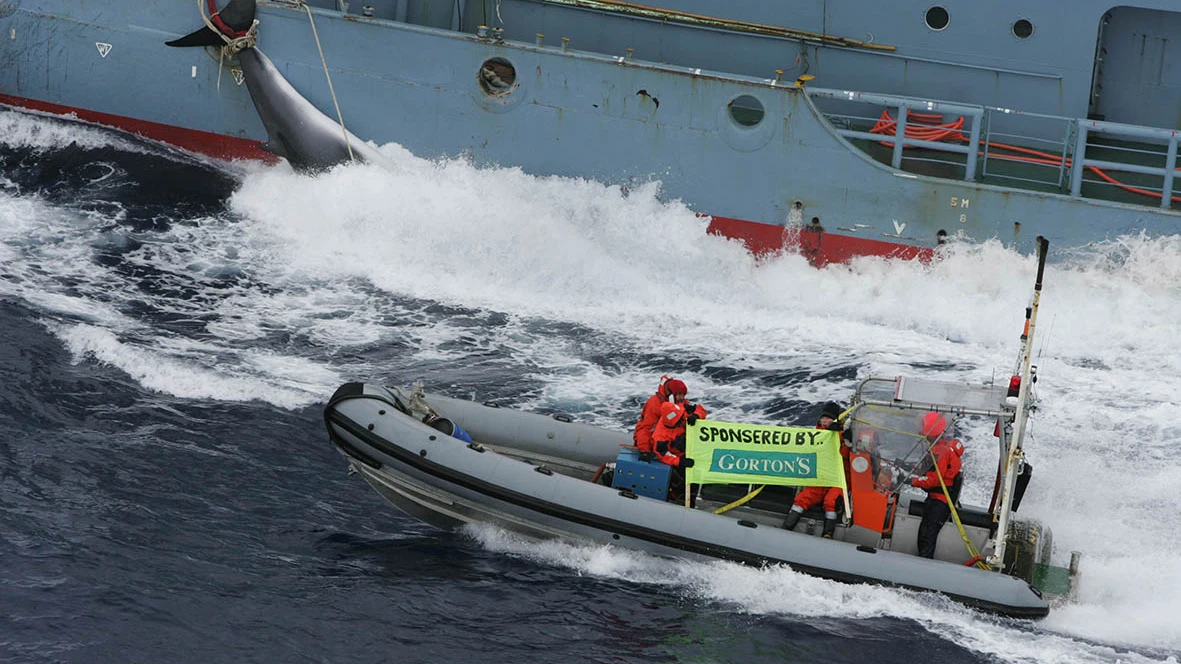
top-left (837, 376), bottom-right (1024, 534)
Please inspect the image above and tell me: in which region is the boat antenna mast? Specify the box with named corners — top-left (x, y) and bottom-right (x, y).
top-left (989, 236), bottom-right (1049, 571)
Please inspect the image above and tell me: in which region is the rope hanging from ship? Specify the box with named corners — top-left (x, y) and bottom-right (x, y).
top-left (194, 0), bottom-right (258, 96)
top-left (870, 110), bottom-right (1181, 203)
top-left (197, 0), bottom-right (258, 54)
top-left (196, 0), bottom-right (357, 161)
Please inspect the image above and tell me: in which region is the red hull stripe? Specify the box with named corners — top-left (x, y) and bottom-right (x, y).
top-left (0, 93), bottom-right (274, 162)
top-left (707, 216), bottom-right (934, 266)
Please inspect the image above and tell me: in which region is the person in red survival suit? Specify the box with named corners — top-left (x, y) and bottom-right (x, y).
top-left (781, 401), bottom-right (849, 539)
top-left (634, 376), bottom-right (690, 453)
top-left (651, 400), bottom-right (707, 468)
top-left (650, 398), bottom-right (707, 501)
top-left (910, 412), bottom-right (965, 558)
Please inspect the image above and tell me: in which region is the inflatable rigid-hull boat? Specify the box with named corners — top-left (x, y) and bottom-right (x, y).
top-left (323, 382), bottom-right (1051, 619)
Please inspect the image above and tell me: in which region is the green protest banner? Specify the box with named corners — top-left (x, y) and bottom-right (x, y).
top-left (684, 419), bottom-right (847, 491)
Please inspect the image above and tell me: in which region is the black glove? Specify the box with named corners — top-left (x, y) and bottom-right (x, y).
top-left (638, 452), bottom-right (656, 463)
top-left (828, 420), bottom-right (842, 432)
top-left (680, 456), bottom-right (695, 469)
top-left (686, 414), bottom-right (699, 426)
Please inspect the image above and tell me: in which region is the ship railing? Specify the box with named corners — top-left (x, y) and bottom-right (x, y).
top-left (807, 87), bottom-right (983, 181)
top-left (980, 107), bottom-right (1076, 192)
top-left (1070, 119), bottom-right (1180, 209)
top-left (809, 87), bottom-right (1181, 210)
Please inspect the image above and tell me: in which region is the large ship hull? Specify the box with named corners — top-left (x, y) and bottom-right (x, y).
top-left (3, 0), bottom-right (1180, 262)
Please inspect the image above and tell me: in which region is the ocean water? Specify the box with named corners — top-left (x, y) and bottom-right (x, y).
top-left (1, 107), bottom-right (1180, 663)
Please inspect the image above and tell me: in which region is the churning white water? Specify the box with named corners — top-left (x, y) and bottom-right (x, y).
top-left (2, 111), bottom-right (1179, 662)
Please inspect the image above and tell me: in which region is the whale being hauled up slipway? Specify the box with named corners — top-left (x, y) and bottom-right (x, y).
top-left (167, 0), bottom-right (388, 172)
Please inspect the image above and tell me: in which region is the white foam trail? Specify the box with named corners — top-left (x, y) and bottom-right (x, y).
top-left (467, 524), bottom-right (1174, 663)
top-left (53, 323), bottom-right (322, 409)
top-left (4, 115), bottom-right (1181, 658)
top-left (0, 107), bottom-right (152, 154)
top-left (0, 106), bottom-right (257, 175)
top-left (218, 151), bottom-right (1179, 656)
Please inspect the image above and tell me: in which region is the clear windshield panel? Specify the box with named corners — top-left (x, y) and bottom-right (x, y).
top-left (856, 377), bottom-right (900, 404)
top-left (895, 377), bottom-right (1011, 414)
top-left (846, 404), bottom-right (936, 474)
top-left (854, 376), bottom-right (1012, 416)
top-left (847, 402), bottom-right (1006, 487)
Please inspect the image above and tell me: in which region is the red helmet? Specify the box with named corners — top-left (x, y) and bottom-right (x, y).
top-left (664, 378), bottom-right (687, 397)
top-left (920, 412), bottom-right (948, 439)
top-left (659, 402), bottom-right (685, 428)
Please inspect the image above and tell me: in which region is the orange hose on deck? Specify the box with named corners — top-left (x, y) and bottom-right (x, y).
top-left (868, 110), bottom-right (1181, 203)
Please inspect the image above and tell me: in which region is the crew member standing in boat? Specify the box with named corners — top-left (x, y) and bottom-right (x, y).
top-left (634, 376), bottom-right (691, 453)
top-left (910, 412), bottom-right (965, 558)
top-left (782, 401), bottom-right (849, 538)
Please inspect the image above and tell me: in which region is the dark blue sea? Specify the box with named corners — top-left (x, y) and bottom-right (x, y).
top-left (2, 108), bottom-right (1179, 663)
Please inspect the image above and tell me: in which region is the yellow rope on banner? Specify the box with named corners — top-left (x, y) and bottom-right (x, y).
top-left (712, 485), bottom-right (765, 514)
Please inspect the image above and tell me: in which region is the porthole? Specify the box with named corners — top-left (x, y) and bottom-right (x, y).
top-left (728, 95), bottom-right (764, 127)
top-left (925, 6), bottom-right (949, 31)
top-left (478, 57), bottom-right (517, 97)
top-left (717, 93), bottom-right (774, 150)
top-left (1012, 18), bottom-right (1033, 39)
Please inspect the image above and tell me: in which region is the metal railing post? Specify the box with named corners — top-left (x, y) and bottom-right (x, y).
top-left (1070, 121), bottom-right (1089, 197)
top-left (892, 106), bottom-right (909, 170)
top-left (964, 110), bottom-right (981, 181)
top-left (1163, 134), bottom-right (1178, 209)
top-left (1057, 122), bottom-right (1073, 189)
top-left (980, 110), bottom-right (992, 178)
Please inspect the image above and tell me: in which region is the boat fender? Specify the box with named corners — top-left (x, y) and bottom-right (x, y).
top-left (1011, 462), bottom-right (1033, 512)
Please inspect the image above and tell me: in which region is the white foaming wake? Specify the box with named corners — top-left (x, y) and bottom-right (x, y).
top-left (4, 123), bottom-right (1181, 658)
top-left (0, 107), bottom-right (157, 155)
top-left (52, 323), bottom-right (329, 409)
top-left (228, 152), bottom-right (1042, 376)
top-left (227, 148), bottom-right (1181, 658)
top-left (468, 524), bottom-right (1174, 663)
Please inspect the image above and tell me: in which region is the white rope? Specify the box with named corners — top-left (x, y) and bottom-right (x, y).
top-left (295, 0), bottom-right (355, 161)
top-left (199, 0), bottom-right (354, 161)
top-left (196, 0), bottom-right (258, 91)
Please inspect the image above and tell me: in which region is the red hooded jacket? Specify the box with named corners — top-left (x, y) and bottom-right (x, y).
top-left (911, 438), bottom-right (964, 504)
top-left (651, 401), bottom-right (707, 467)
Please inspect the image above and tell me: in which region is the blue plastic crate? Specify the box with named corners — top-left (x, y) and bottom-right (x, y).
top-left (611, 448), bottom-right (671, 500)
